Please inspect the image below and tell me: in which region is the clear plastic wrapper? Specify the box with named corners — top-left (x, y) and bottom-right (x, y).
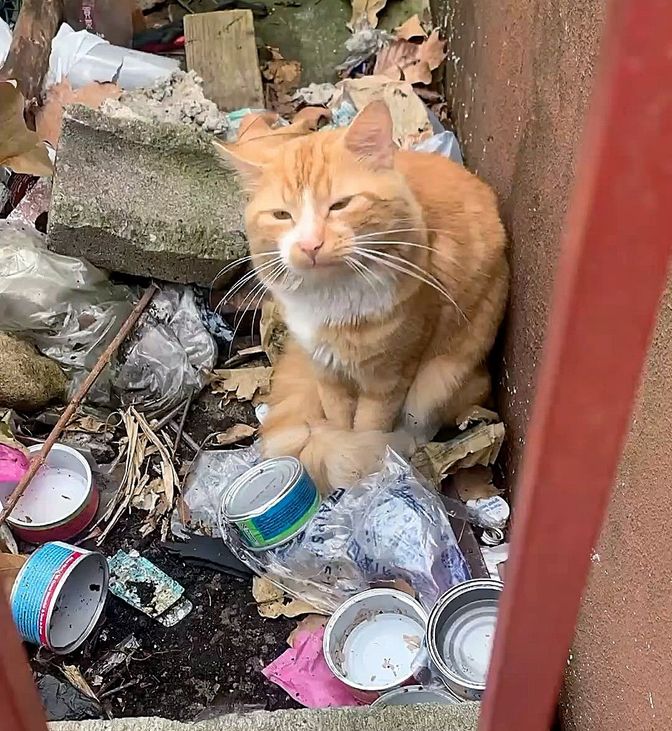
top-left (0, 222), bottom-right (133, 402)
top-left (413, 130), bottom-right (463, 165)
top-left (195, 448), bottom-right (471, 613)
top-left (115, 286), bottom-right (217, 414)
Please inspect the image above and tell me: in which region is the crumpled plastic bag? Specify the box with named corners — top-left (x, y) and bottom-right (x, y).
top-left (0, 222), bottom-right (133, 402)
top-left (171, 445), bottom-right (261, 539)
top-left (413, 130), bottom-right (463, 165)
top-left (0, 222), bottom-right (217, 411)
top-left (115, 285), bottom-right (217, 414)
top-left (183, 447), bottom-right (470, 613)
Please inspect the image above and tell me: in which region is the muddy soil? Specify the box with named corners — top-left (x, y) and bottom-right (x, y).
top-left (29, 509), bottom-right (299, 721)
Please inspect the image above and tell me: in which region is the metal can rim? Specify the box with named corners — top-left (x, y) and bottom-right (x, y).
top-left (323, 588), bottom-right (429, 693)
top-left (6, 443), bottom-right (94, 530)
top-left (371, 684), bottom-right (463, 707)
top-left (426, 578), bottom-right (504, 692)
top-left (222, 456), bottom-right (303, 520)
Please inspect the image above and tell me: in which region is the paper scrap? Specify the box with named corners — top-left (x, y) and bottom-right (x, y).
top-left (211, 367), bottom-right (273, 402)
top-left (263, 627), bottom-right (362, 708)
top-left (0, 82), bottom-right (53, 176)
top-left (457, 405), bottom-right (501, 430)
top-left (215, 424), bottom-right (257, 446)
top-left (0, 524), bottom-right (18, 555)
top-left (349, 0), bottom-right (388, 30)
top-left (108, 550), bottom-right (188, 621)
top-left (424, 421), bottom-right (505, 479)
top-left (252, 576), bottom-right (322, 619)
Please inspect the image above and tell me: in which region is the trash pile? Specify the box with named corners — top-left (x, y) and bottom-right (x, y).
top-left (0, 0), bottom-right (510, 722)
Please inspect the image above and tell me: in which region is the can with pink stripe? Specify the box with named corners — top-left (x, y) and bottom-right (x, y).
top-left (10, 541), bottom-right (109, 653)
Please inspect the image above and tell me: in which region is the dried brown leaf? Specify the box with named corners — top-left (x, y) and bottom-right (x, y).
top-left (374, 28), bottom-right (446, 86)
top-left (252, 576), bottom-right (322, 619)
top-left (66, 414), bottom-right (108, 434)
top-left (62, 665), bottom-right (99, 702)
top-left (211, 367), bottom-right (273, 402)
top-left (395, 14), bottom-right (427, 40)
top-left (260, 300), bottom-right (288, 364)
top-left (215, 423), bottom-right (257, 445)
top-left (0, 82), bottom-right (53, 176)
top-left (287, 614), bottom-right (328, 647)
top-left (349, 0), bottom-right (388, 30)
top-left (417, 29), bottom-right (448, 71)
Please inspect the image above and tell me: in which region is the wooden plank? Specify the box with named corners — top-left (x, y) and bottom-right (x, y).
top-left (184, 10), bottom-right (264, 111)
top-left (0, 0), bottom-right (63, 103)
top-left (478, 1), bottom-right (672, 730)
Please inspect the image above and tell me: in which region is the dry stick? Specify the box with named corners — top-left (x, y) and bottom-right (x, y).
top-left (0, 284), bottom-right (159, 528)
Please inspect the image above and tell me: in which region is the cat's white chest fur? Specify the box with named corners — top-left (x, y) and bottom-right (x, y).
top-left (274, 274), bottom-right (395, 371)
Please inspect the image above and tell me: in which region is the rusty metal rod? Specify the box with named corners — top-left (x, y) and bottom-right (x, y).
top-left (0, 284), bottom-right (159, 528)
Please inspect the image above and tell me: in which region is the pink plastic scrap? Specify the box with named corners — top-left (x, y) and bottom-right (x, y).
top-left (262, 627), bottom-right (363, 709)
top-left (0, 444), bottom-right (29, 484)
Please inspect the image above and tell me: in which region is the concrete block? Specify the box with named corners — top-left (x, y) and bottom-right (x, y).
top-left (50, 704), bottom-right (480, 731)
top-left (47, 105), bottom-right (247, 286)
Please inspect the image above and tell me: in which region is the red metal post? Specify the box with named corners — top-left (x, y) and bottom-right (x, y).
top-left (479, 2), bottom-right (672, 730)
top-left (0, 593), bottom-right (47, 731)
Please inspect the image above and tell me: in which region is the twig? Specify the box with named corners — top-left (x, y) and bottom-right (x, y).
top-left (152, 399), bottom-right (188, 433)
top-left (172, 396), bottom-right (192, 453)
top-left (168, 421), bottom-right (199, 452)
top-left (0, 284), bottom-right (159, 528)
top-left (98, 679), bottom-right (140, 700)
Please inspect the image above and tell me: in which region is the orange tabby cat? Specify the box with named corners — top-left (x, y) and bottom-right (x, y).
top-left (216, 102), bottom-right (508, 491)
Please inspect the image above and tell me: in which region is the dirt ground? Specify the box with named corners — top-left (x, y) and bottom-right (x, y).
top-left (29, 508), bottom-right (300, 721)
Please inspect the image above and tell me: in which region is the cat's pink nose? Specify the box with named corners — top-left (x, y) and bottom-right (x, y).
top-left (298, 238), bottom-right (324, 261)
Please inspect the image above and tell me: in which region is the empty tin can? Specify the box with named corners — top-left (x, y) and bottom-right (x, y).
top-left (221, 457), bottom-right (320, 551)
top-left (426, 578), bottom-right (503, 700)
top-left (11, 541), bottom-right (109, 654)
top-left (323, 588), bottom-right (428, 702)
top-left (0, 443), bottom-right (99, 544)
top-left (371, 685), bottom-right (462, 707)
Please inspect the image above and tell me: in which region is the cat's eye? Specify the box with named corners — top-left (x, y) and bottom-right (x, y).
top-left (329, 197), bottom-right (353, 212)
top-left (272, 210), bottom-right (292, 220)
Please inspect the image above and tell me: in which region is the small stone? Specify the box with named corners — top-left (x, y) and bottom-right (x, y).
top-left (0, 333), bottom-right (67, 412)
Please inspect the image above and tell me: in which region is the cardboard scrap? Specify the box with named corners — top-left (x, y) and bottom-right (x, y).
top-left (36, 80), bottom-right (122, 147)
top-left (0, 553), bottom-right (26, 599)
top-left (0, 82), bottom-right (53, 176)
top-left (424, 412), bottom-right (505, 480)
top-left (211, 367), bottom-right (273, 402)
top-left (349, 0), bottom-right (388, 30)
top-left (332, 76), bottom-right (432, 148)
top-left (374, 26), bottom-right (447, 86)
top-left (215, 423), bottom-right (257, 445)
top-left (252, 576), bottom-right (322, 619)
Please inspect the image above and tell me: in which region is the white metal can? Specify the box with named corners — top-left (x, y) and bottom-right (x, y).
top-left (221, 457), bottom-right (320, 551)
top-left (426, 578), bottom-right (503, 700)
top-left (371, 684), bottom-right (462, 707)
top-left (323, 588), bottom-right (428, 702)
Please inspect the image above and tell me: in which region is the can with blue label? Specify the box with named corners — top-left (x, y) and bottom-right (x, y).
top-left (10, 541), bottom-right (109, 654)
top-left (221, 457), bottom-right (320, 551)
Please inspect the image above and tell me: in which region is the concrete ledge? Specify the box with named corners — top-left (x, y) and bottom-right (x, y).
top-left (50, 704), bottom-right (480, 731)
top-left (47, 105), bottom-right (247, 286)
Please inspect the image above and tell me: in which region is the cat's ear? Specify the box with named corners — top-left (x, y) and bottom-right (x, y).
top-left (344, 101), bottom-right (396, 169)
top-left (212, 138), bottom-right (263, 188)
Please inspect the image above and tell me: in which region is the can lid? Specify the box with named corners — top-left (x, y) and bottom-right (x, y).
top-left (224, 457), bottom-right (302, 519)
top-left (442, 598), bottom-right (496, 685)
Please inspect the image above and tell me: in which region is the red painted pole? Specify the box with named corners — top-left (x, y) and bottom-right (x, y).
top-left (479, 2), bottom-right (672, 730)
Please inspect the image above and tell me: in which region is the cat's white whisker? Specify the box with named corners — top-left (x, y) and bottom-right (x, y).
top-left (355, 249), bottom-right (467, 322)
top-left (352, 240), bottom-right (464, 269)
top-left (218, 258), bottom-right (282, 309)
top-left (345, 256), bottom-right (380, 297)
